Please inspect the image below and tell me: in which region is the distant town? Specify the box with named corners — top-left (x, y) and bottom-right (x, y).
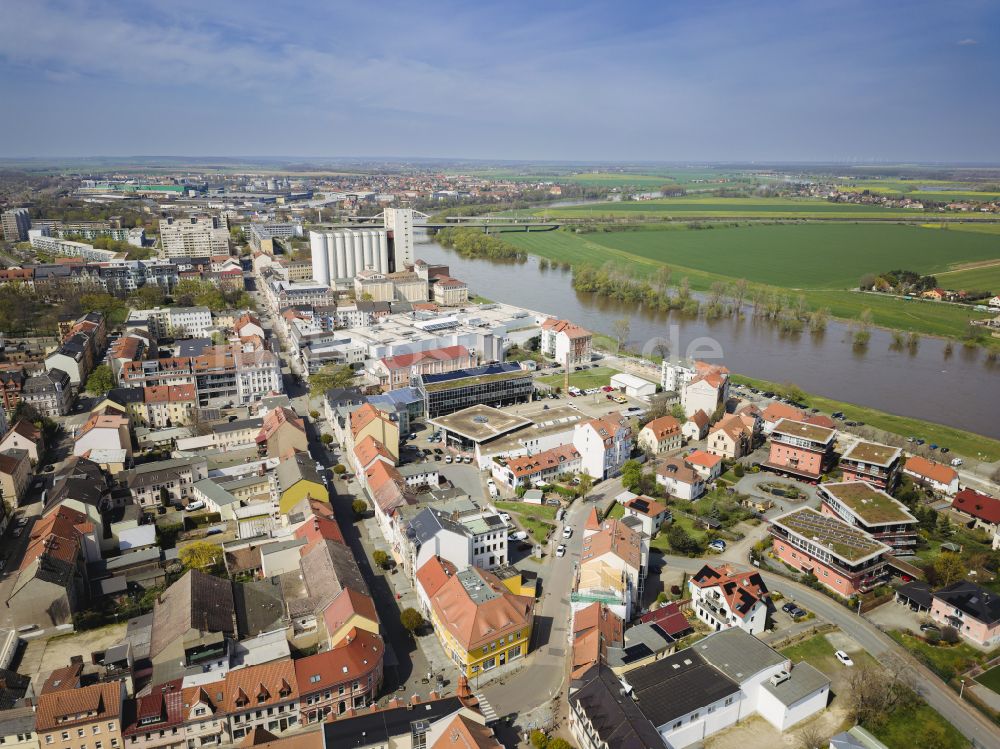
top-left (0, 162), bottom-right (997, 749)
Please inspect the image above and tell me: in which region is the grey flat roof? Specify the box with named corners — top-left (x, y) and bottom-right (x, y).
top-left (429, 404), bottom-right (532, 443)
top-left (761, 662), bottom-right (830, 706)
top-left (694, 627), bottom-right (787, 681)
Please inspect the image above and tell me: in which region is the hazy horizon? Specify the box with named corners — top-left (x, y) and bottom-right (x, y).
top-left (1, 0), bottom-right (998, 163)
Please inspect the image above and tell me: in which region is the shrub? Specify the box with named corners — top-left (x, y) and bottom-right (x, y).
top-left (352, 499), bottom-right (367, 517)
top-left (940, 626), bottom-right (960, 644)
top-left (372, 550), bottom-right (390, 569)
top-left (333, 464), bottom-right (347, 474)
top-left (733, 463), bottom-right (745, 478)
top-left (530, 731), bottom-right (548, 749)
top-left (321, 434), bottom-right (333, 444)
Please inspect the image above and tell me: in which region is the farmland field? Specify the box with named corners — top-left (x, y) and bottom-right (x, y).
top-left (501, 224), bottom-right (996, 340)
top-left (935, 261), bottom-right (1000, 292)
top-left (505, 223), bottom-right (1000, 289)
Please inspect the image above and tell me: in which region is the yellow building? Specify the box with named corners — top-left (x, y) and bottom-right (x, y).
top-left (275, 451), bottom-right (328, 513)
top-left (350, 403), bottom-right (399, 461)
top-left (423, 565), bottom-right (533, 680)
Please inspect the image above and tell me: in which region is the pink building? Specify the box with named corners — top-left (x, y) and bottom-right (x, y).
top-left (764, 419), bottom-right (836, 481)
top-left (930, 581), bottom-right (1000, 647)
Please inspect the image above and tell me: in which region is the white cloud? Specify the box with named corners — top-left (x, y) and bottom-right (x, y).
top-left (957, 38), bottom-right (977, 45)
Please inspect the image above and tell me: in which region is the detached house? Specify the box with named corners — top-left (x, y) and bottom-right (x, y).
top-left (689, 564), bottom-right (770, 635)
top-left (930, 581), bottom-right (1000, 647)
top-left (706, 413), bottom-right (754, 460)
top-left (682, 410), bottom-right (710, 442)
top-left (540, 318), bottom-right (593, 366)
top-left (637, 415), bottom-right (682, 455)
top-left (621, 495), bottom-right (671, 538)
top-left (903, 456), bottom-right (960, 496)
top-left (952, 489), bottom-right (1000, 536)
top-left (654, 459), bottom-right (706, 500)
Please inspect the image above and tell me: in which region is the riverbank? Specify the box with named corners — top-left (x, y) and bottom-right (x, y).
top-left (730, 373), bottom-right (1000, 463)
top-left (499, 224), bottom-right (1000, 349)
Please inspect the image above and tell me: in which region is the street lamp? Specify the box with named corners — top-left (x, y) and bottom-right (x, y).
top-left (960, 678), bottom-right (966, 699)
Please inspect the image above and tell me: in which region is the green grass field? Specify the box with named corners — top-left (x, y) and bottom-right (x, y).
top-left (503, 224), bottom-right (997, 341)
top-left (934, 262), bottom-right (1000, 293)
top-left (494, 501), bottom-right (558, 543)
top-left (538, 196), bottom-right (909, 218)
top-left (536, 365), bottom-right (619, 390)
top-left (888, 631), bottom-right (991, 682)
top-left (731, 373), bottom-right (1000, 460)
top-left (975, 664), bottom-right (1000, 696)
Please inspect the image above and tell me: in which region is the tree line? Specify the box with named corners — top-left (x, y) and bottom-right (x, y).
top-left (434, 227), bottom-right (527, 262)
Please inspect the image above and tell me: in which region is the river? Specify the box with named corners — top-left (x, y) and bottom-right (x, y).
top-left (415, 235), bottom-right (1000, 439)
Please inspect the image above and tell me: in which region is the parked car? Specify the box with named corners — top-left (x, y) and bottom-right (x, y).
top-left (920, 622), bottom-right (940, 633)
top-left (498, 512), bottom-right (511, 524)
top-left (835, 650), bottom-right (854, 667)
top-left (444, 455), bottom-right (453, 464)
top-left (708, 539), bottom-right (726, 552)
top-left (940, 447), bottom-right (950, 454)
top-left (556, 544), bottom-right (567, 557)
top-left (185, 500), bottom-right (206, 512)
top-left (562, 526), bottom-right (573, 539)
top-left (951, 458), bottom-right (964, 467)
top-left (408, 433), bottom-right (417, 440)
top-left (508, 530), bottom-right (528, 542)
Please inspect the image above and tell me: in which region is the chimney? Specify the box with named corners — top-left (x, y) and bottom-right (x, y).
top-left (410, 694), bottom-right (421, 706)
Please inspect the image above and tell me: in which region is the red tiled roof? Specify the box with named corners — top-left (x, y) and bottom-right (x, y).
top-left (638, 602), bottom-right (694, 637)
top-left (690, 564), bottom-right (769, 619)
top-left (380, 345), bottom-right (470, 371)
top-left (293, 628), bottom-right (382, 694)
top-left (642, 415), bottom-right (681, 441)
top-left (223, 660), bottom-right (298, 713)
top-left (953, 489), bottom-right (1000, 525)
top-left (504, 444), bottom-right (580, 479)
top-left (685, 450), bottom-right (722, 469)
top-left (36, 681), bottom-right (122, 732)
top-left (322, 588), bottom-right (379, 637)
top-left (416, 556), bottom-right (457, 600)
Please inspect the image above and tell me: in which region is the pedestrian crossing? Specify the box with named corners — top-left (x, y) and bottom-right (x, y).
top-left (475, 693), bottom-right (499, 723)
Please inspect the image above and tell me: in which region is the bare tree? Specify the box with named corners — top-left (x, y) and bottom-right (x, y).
top-left (797, 725), bottom-right (826, 749)
top-left (612, 317), bottom-right (631, 353)
top-left (845, 660), bottom-right (917, 730)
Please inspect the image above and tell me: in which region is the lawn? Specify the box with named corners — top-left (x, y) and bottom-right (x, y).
top-left (606, 502), bottom-right (625, 519)
top-left (495, 500), bottom-right (558, 543)
top-left (730, 373), bottom-right (1000, 460)
top-left (934, 261), bottom-right (1000, 293)
top-left (975, 664), bottom-right (1000, 696)
top-left (870, 700), bottom-right (970, 749)
top-left (536, 365), bottom-right (619, 390)
top-left (649, 513), bottom-right (707, 553)
top-left (887, 630), bottom-right (988, 682)
top-left (779, 632), bottom-right (837, 663)
top-left (538, 196), bottom-right (918, 219)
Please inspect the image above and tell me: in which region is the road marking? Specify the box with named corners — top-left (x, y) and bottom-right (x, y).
top-left (476, 693), bottom-right (498, 722)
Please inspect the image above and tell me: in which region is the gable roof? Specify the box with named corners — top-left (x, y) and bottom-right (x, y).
top-left (641, 415), bottom-right (681, 441)
top-left (150, 570), bottom-right (236, 658)
top-left (688, 410), bottom-right (710, 429)
top-left (35, 681), bottom-right (122, 732)
top-left (416, 556), bottom-right (458, 600)
top-left (380, 345), bottom-right (470, 371)
top-left (569, 664), bottom-right (666, 749)
top-left (581, 519), bottom-right (642, 570)
top-left (905, 456), bottom-right (958, 485)
top-left (223, 659), bottom-right (298, 712)
top-left (504, 444), bottom-right (580, 479)
top-left (684, 449), bottom-right (722, 469)
top-left (952, 489), bottom-right (1000, 525)
top-left (353, 435), bottom-right (394, 470)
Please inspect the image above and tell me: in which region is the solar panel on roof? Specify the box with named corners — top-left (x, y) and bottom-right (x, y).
top-left (631, 498), bottom-right (649, 513)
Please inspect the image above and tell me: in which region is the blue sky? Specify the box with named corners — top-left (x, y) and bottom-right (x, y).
top-left (1, 0), bottom-right (998, 162)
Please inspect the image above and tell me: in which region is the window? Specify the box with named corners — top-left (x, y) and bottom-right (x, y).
top-left (108, 725), bottom-right (116, 733)
top-left (61, 734), bottom-right (69, 742)
top-left (78, 731), bottom-right (86, 739)
top-left (92, 727), bottom-right (100, 736)
top-left (45, 738), bottom-right (53, 745)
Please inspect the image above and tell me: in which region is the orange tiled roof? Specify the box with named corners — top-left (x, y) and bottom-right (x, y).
top-left (504, 444), bottom-right (579, 479)
top-left (293, 628), bottom-right (382, 694)
top-left (642, 415), bottom-right (681, 440)
top-left (905, 456), bottom-right (958, 485)
top-left (416, 556), bottom-right (457, 600)
top-left (223, 660), bottom-right (298, 713)
top-left (35, 681), bottom-right (122, 732)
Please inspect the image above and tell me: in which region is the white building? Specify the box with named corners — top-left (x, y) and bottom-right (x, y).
top-left (309, 229), bottom-right (390, 285)
top-left (682, 372), bottom-right (729, 418)
top-left (407, 505), bottom-right (509, 575)
top-left (611, 372), bottom-right (657, 400)
top-left (688, 564), bottom-right (769, 635)
top-left (29, 230), bottom-right (122, 262)
top-left (383, 207), bottom-right (415, 268)
top-left (159, 215), bottom-right (230, 258)
top-left (127, 306), bottom-right (214, 338)
top-left (539, 318), bottom-right (593, 366)
top-left (572, 413), bottom-right (633, 480)
top-left (655, 458), bottom-right (706, 500)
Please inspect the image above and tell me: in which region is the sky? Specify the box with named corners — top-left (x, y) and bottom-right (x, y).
top-left (1, 0), bottom-right (998, 163)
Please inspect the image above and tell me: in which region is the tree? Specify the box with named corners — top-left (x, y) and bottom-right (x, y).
top-left (845, 660), bottom-right (916, 730)
top-left (530, 730), bottom-right (549, 749)
top-left (547, 740), bottom-right (573, 749)
top-left (333, 464), bottom-right (347, 474)
top-left (612, 317), bottom-right (631, 353)
top-left (797, 726), bottom-right (825, 749)
top-left (309, 364), bottom-right (356, 398)
top-left (179, 541), bottom-right (224, 573)
top-left (621, 460), bottom-right (643, 492)
top-left (85, 364), bottom-right (114, 396)
top-left (159, 487), bottom-right (172, 509)
top-left (130, 284), bottom-right (166, 308)
top-left (400, 607), bottom-right (424, 633)
top-left (932, 552), bottom-right (967, 586)
top-left (859, 273), bottom-right (877, 290)
top-left (733, 463), bottom-right (745, 478)
top-left (667, 525), bottom-right (701, 555)
top-left (576, 473), bottom-right (593, 498)
top-left (372, 550), bottom-right (390, 569)
top-left (320, 433), bottom-right (333, 445)
top-left (670, 404), bottom-right (686, 419)
top-left (351, 499), bottom-right (367, 518)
